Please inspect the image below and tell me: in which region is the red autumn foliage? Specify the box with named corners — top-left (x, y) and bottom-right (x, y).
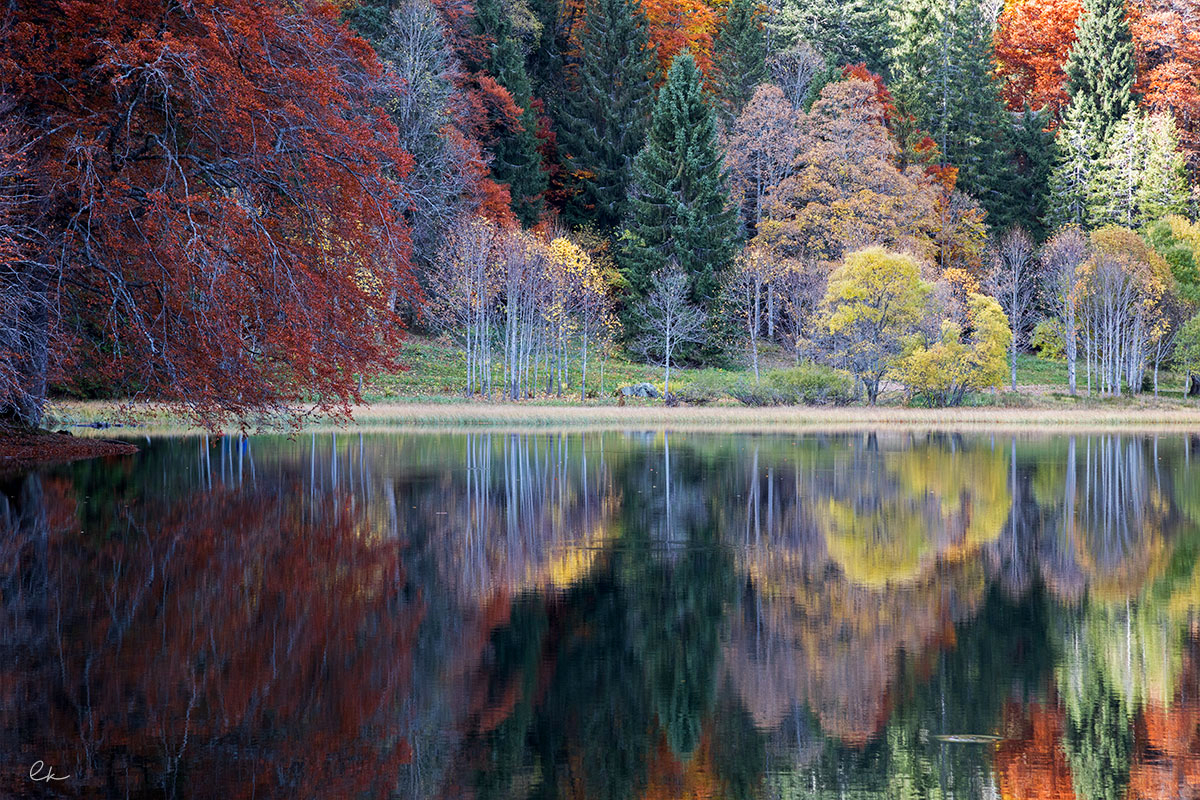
top-left (996, 0), bottom-right (1200, 167)
top-left (0, 0), bottom-right (420, 427)
top-left (1129, 0), bottom-right (1200, 173)
top-left (993, 0), bottom-right (1084, 120)
top-left (640, 0), bottom-right (720, 83)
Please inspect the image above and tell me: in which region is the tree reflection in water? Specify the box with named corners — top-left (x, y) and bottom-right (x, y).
top-left (3, 431), bottom-right (1200, 799)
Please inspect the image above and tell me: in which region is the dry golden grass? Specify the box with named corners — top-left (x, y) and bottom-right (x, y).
top-left (47, 398), bottom-right (1200, 435)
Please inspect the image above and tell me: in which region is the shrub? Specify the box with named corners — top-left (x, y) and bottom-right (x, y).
top-left (674, 372), bottom-right (732, 404)
top-left (1030, 318), bottom-right (1066, 361)
top-left (731, 364), bottom-right (858, 406)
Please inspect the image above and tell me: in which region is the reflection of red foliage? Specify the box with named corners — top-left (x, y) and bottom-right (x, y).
top-left (0, 479), bottom-right (422, 799)
top-left (995, 701), bottom-right (1075, 800)
top-left (1130, 701), bottom-right (1200, 796)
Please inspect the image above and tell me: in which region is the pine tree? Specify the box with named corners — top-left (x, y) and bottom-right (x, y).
top-left (1063, 0), bottom-right (1138, 146)
top-left (475, 0), bottom-right (547, 225)
top-left (1136, 114), bottom-right (1190, 225)
top-left (1048, 103), bottom-right (1102, 228)
top-left (621, 53), bottom-right (738, 309)
top-left (558, 0), bottom-right (656, 229)
top-left (992, 107), bottom-right (1055, 239)
top-left (712, 0), bottom-right (767, 120)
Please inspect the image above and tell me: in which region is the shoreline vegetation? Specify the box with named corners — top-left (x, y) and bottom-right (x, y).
top-left (42, 398), bottom-right (1200, 436)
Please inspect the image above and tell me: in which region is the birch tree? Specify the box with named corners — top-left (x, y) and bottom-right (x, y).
top-left (634, 266), bottom-right (707, 398)
top-left (1044, 226), bottom-right (1089, 395)
top-left (988, 227), bottom-right (1041, 391)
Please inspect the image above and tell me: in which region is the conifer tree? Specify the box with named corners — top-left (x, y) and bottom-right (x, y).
top-left (559, 0), bottom-right (656, 229)
top-left (474, 0), bottom-right (547, 225)
top-left (1048, 104), bottom-right (1102, 229)
top-left (621, 53), bottom-right (738, 309)
top-left (1136, 115), bottom-right (1190, 225)
top-left (992, 108), bottom-right (1055, 239)
top-left (1063, 0), bottom-right (1138, 147)
top-left (1088, 109), bottom-right (1148, 228)
top-left (774, 0), bottom-right (893, 76)
top-left (888, 0), bottom-right (1010, 213)
top-left (713, 0), bottom-right (767, 120)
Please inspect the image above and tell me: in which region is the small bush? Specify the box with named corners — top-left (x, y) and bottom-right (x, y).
top-left (1030, 318), bottom-right (1065, 361)
top-left (674, 372), bottom-right (732, 404)
top-left (731, 364), bottom-right (858, 406)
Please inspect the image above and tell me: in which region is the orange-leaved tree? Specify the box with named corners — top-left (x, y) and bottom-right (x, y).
top-left (0, 0), bottom-right (420, 429)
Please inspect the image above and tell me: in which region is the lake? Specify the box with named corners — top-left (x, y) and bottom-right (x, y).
top-left (3, 430), bottom-right (1200, 798)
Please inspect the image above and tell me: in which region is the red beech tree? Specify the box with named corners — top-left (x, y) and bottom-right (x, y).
top-left (0, 0), bottom-right (419, 429)
top-left (993, 0), bottom-right (1084, 120)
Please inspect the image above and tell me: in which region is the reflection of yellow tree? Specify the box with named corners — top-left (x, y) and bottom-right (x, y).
top-left (819, 444), bottom-right (1011, 587)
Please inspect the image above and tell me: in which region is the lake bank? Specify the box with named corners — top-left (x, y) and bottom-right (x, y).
top-left (0, 426), bottom-right (139, 474)
top-left (43, 398), bottom-right (1200, 435)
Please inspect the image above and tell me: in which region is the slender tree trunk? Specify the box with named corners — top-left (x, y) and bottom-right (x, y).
top-left (1066, 301), bottom-right (1077, 396)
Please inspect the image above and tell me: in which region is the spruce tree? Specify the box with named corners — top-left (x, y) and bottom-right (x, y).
top-left (1088, 109), bottom-right (1148, 228)
top-left (621, 54), bottom-right (739, 309)
top-left (1063, 0), bottom-right (1138, 147)
top-left (474, 0), bottom-right (547, 225)
top-left (713, 0), bottom-right (767, 120)
top-left (888, 0), bottom-right (1010, 214)
top-left (992, 108), bottom-right (1055, 239)
top-left (773, 0), bottom-right (894, 76)
top-left (1048, 103), bottom-right (1102, 229)
top-left (558, 0), bottom-right (656, 229)
top-left (1136, 114), bottom-right (1190, 225)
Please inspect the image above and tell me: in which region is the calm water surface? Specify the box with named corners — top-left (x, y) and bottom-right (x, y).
top-left (3, 431), bottom-right (1200, 799)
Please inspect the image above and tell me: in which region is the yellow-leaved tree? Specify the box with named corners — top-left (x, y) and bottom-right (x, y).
top-left (819, 247), bottom-right (930, 404)
top-left (895, 293), bottom-right (1011, 406)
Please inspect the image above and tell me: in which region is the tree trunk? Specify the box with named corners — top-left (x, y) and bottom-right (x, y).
top-left (0, 269), bottom-right (49, 430)
top-left (1010, 339), bottom-right (1018, 393)
top-left (1066, 304), bottom-right (1077, 396)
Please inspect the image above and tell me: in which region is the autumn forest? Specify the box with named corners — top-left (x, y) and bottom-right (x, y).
top-left (1, 0), bottom-right (1199, 427)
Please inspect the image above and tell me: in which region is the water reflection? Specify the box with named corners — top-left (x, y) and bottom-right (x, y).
top-left (2, 431), bottom-right (1200, 798)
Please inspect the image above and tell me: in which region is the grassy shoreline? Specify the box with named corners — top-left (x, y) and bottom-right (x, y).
top-left (45, 398), bottom-right (1200, 434)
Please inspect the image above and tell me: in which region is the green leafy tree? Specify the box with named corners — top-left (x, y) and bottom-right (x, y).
top-left (558, 0), bottom-right (656, 229)
top-left (621, 53), bottom-right (738, 309)
top-left (818, 247), bottom-right (931, 404)
top-left (474, 0), bottom-right (547, 224)
top-left (1175, 312), bottom-right (1200, 396)
top-left (712, 0), bottom-right (767, 120)
top-left (1063, 0), bottom-right (1138, 147)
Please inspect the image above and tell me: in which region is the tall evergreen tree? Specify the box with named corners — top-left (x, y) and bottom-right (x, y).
top-left (1063, 0), bottom-right (1138, 147)
top-left (621, 54), bottom-right (739, 309)
top-left (773, 0), bottom-right (894, 76)
top-left (1048, 103), bottom-right (1103, 228)
top-left (712, 0), bottom-right (767, 120)
top-left (888, 0), bottom-right (1011, 215)
top-left (992, 108), bottom-right (1055, 239)
top-left (1137, 114), bottom-right (1191, 225)
top-left (474, 0), bottom-right (547, 225)
top-left (1088, 109), bottom-right (1148, 228)
top-left (558, 0), bottom-right (656, 229)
